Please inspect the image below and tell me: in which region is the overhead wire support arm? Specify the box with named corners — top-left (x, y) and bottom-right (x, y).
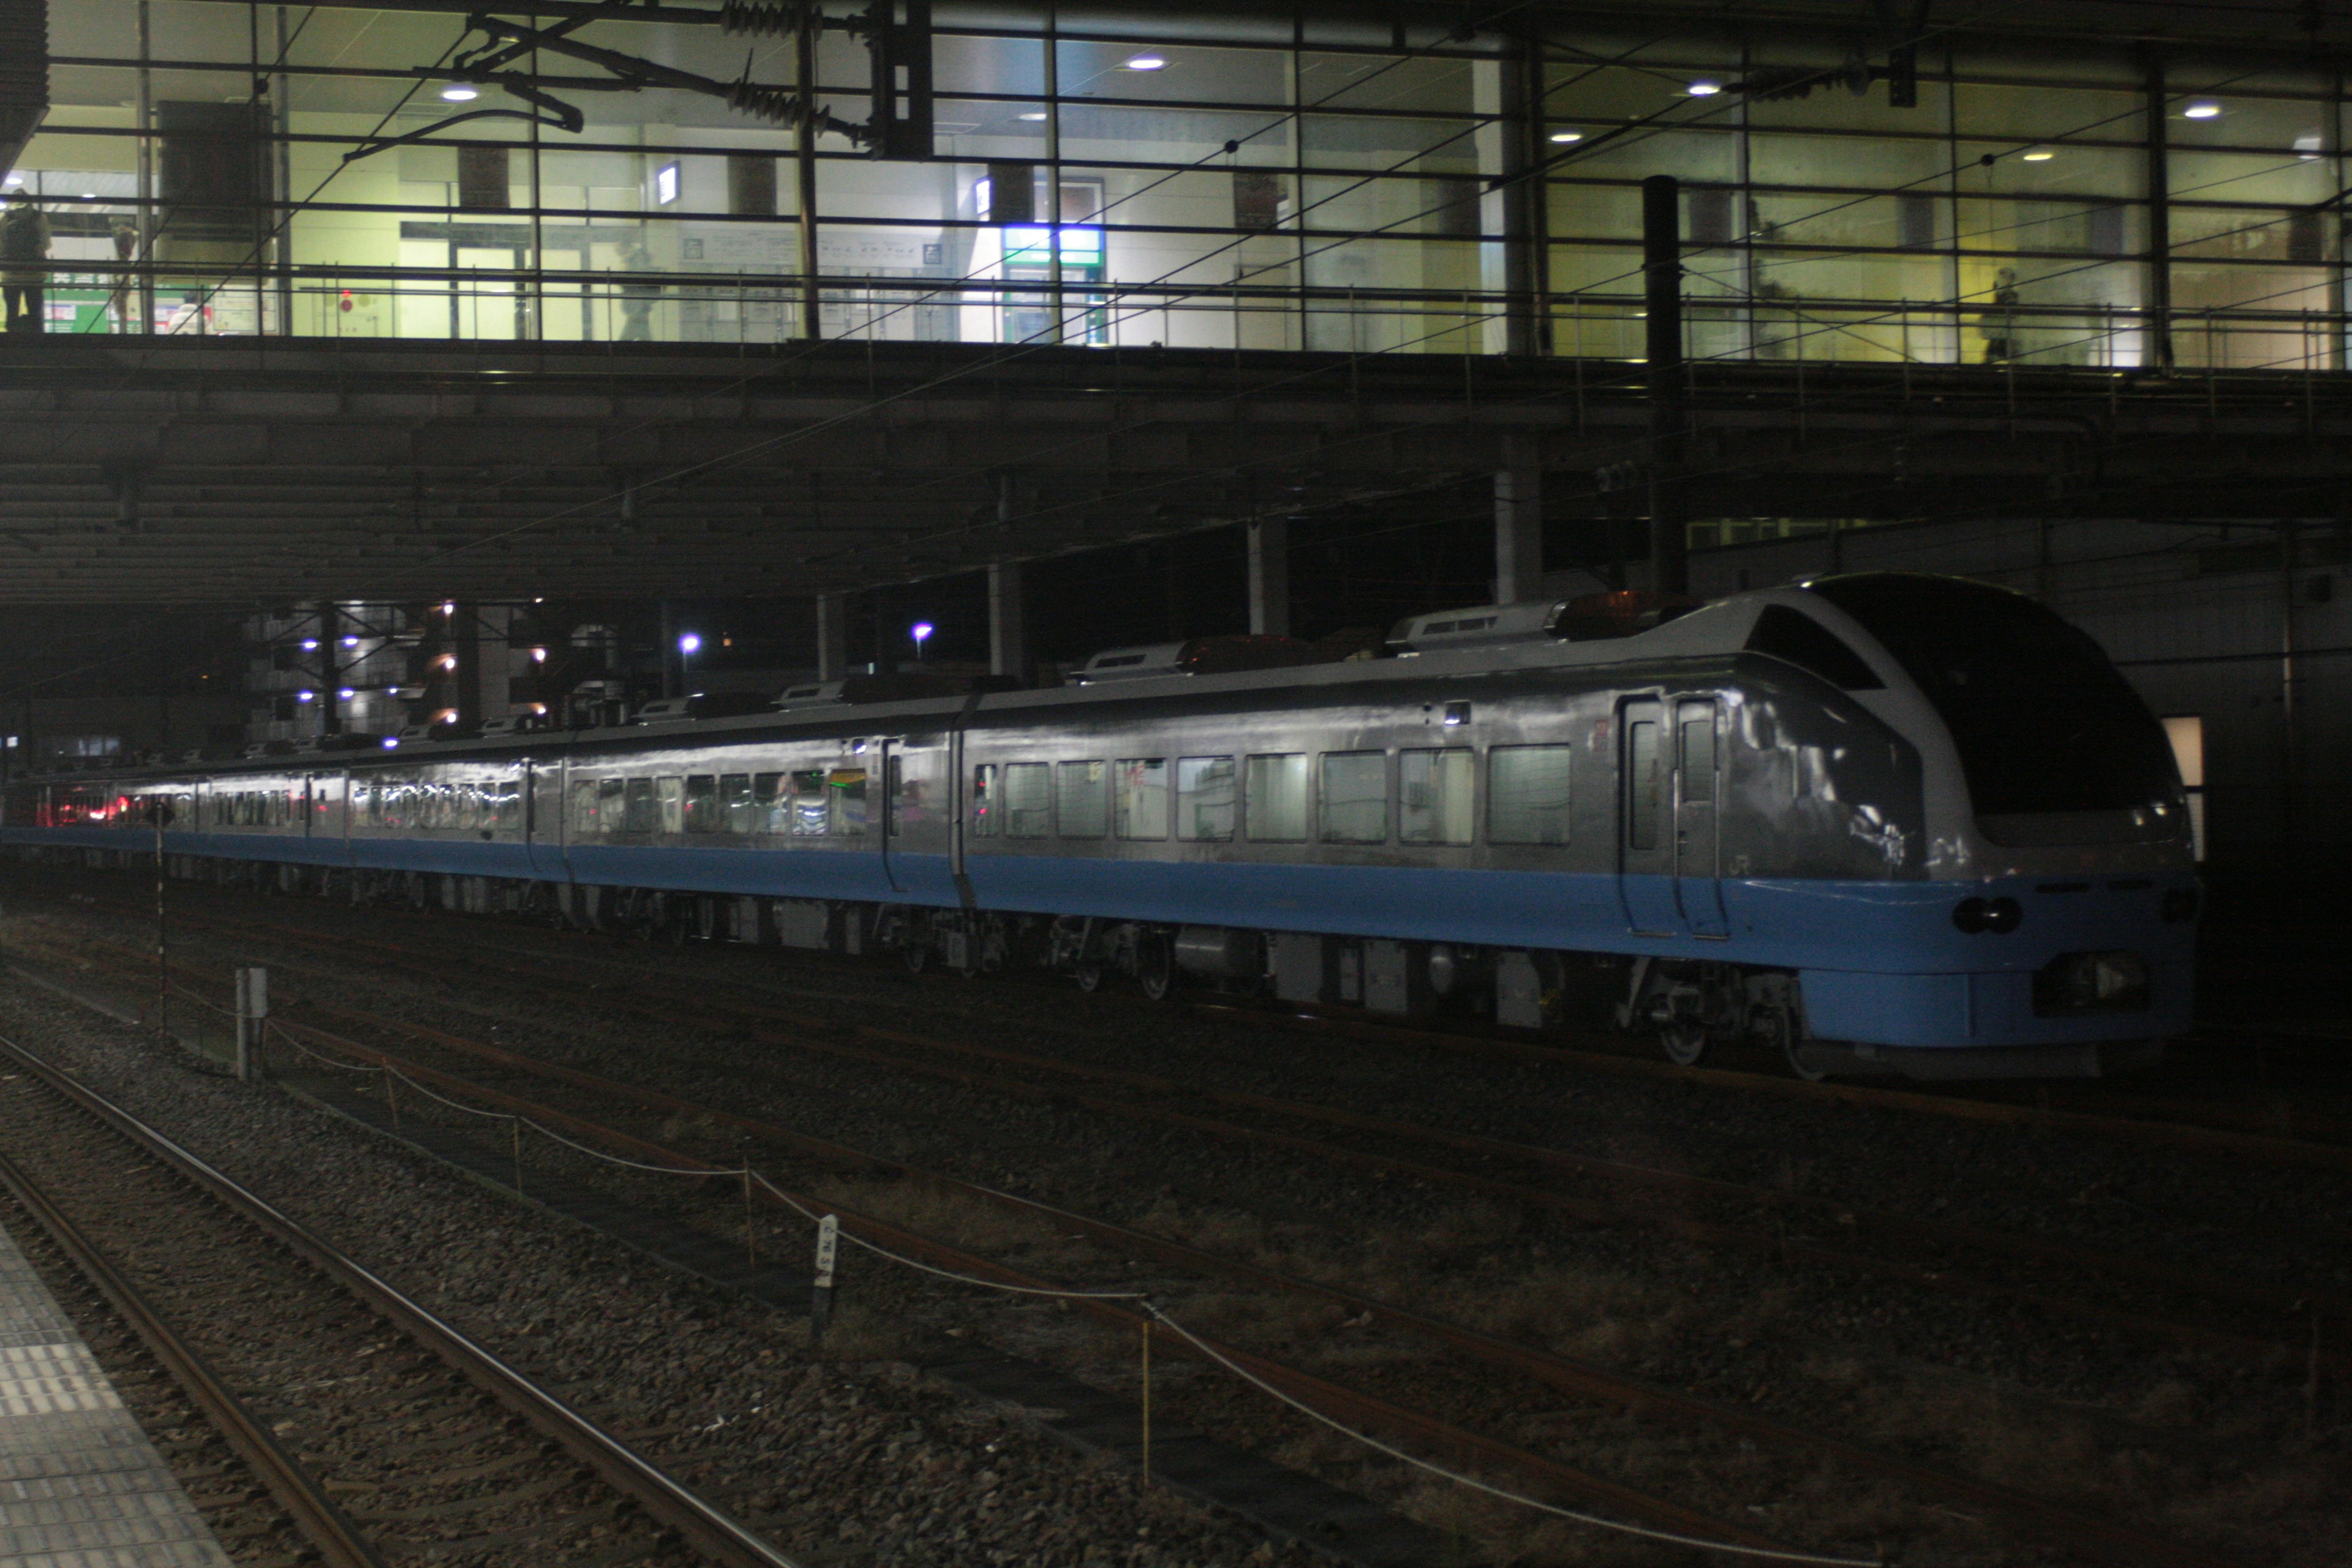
top-left (462, 12), bottom-right (868, 138)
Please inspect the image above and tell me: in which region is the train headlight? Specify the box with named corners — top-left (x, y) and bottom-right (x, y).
top-left (2034, 951), bottom-right (2150, 1015)
top-left (1952, 895), bottom-right (2022, 935)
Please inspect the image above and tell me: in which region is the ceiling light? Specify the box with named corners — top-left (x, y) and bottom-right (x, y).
top-left (2296, 134), bottom-right (2323, 160)
top-left (2021, 150), bottom-right (2054, 162)
top-left (2182, 101), bottom-right (2220, 119)
top-left (1548, 129), bottom-right (1584, 144)
top-left (1686, 80), bottom-right (1723, 97)
top-left (1123, 53), bottom-right (1167, 71)
top-left (1017, 111), bottom-right (1047, 121)
top-left (440, 84), bottom-right (480, 102)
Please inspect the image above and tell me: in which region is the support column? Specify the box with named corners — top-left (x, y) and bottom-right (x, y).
top-left (1493, 469), bottom-right (1544, 605)
top-left (314, 601), bottom-right (341, 734)
top-left (473, 604), bottom-right (512, 722)
top-left (815, 593), bottom-right (848, 682)
top-left (987, 563), bottom-right (1028, 680)
top-left (1246, 516), bottom-right (1291, 636)
top-left (2144, 51), bottom-right (2175, 374)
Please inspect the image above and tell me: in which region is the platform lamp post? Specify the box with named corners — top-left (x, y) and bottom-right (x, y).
top-left (147, 793), bottom-right (172, 1039)
top-left (910, 622), bottom-right (934, 664)
top-left (677, 631), bottom-right (701, 690)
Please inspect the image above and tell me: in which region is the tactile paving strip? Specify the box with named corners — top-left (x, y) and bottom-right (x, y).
top-left (0, 1217), bottom-right (233, 1568)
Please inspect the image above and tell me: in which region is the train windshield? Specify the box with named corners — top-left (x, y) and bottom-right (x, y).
top-left (1804, 575), bottom-right (2179, 818)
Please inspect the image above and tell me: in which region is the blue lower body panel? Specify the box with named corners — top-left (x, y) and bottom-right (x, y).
top-left (1, 827), bottom-right (2192, 1052)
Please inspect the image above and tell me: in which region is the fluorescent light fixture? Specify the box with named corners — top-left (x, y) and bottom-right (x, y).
top-left (655, 162), bottom-right (680, 205)
top-left (440, 84), bottom-right (479, 102)
top-left (300, 638), bottom-right (319, 650)
top-left (1017, 111), bottom-right (1047, 121)
top-left (2182, 101), bottom-right (2221, 119)
top-left (1123, 53), bottom-right (1167, 70)
top-left (2297, 134), bottom-right (2324, 160)
top-left (1686, 80), bottom-right (1723, 97)
top-left (296, 690), bottom-right (315, 702)
top-left (337, 688), bottom-right (355, 699)
top-left (341, 636), bottom-right (359, 647)
top-left (2021, 150), bottom-right (2055, 162)
top-left (1548, 130), bottom-right (1584, 144)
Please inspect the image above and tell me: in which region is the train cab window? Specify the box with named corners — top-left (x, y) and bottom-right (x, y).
top-left (753, 773), bottom-right (785, 834)
top-left (1175, 757), bottom-right (1236, 842)
top-left (1490, 745), bottom-right (1574, 845)
top-left (1115, 759), bottom-right (1169, 840)
top-left (1626, 722), bottom-right (1663, 851)
top-left (1745, 605), bottom-right (1883, 690)
top-left (1058, 761), bottom-right (1108, 837)
top-left (720, 774), bottom-right (754, 834)
top-left (786, 771), bottom-right (824, 834)
top-left (970, 764), bottom-right (997, 837)
top-left (1400, 749), bottom-right (1475, 845)
top-left (684, 775), bottom-right (718, 833)
top-left (1245, 754), bottom-right (1308, 842)
top-left (1004, 763), bottom-right (1052, 838)
top-left (1320, 752), bottom-right (1389, 844)
top-left (828, 768), bottom-right (869, 835)
top-left (623, 777), bottom-right (657, 834)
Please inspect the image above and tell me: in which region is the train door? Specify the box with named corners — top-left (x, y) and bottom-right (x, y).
top-left (526, 758), bottom-right (569, 880)
top-left (1618, 699), bottom-right (1680, 934)
top-left (880, 733), bottom-right (955, 902)
top-left (1672, 699), bottom-right (1728, 937)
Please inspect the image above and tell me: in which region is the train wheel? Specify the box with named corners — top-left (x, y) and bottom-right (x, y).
top-left (903, 944), bottom-right (929, 974)
top-left (1659, 1019), bottom-right (1708, 1067)
top-left (1072, 962), bottom-right (1103, 993)
top-left (1136, 936), bottom-right (1176, 1003)
top-left (1772, 1012), bottom-right (1829, 1082)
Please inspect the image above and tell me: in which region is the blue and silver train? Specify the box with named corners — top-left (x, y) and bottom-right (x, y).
top-left (1, 573), bottom-right (2197, 1080)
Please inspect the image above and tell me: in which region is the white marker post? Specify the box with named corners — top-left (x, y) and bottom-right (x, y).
top-left (810, 1214), bottom-right (839, 1344)
top-left (233, 967), bottom-right (268, 1082)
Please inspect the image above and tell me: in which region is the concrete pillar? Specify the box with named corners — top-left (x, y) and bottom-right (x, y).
top-left (1494, 469), bottom-right (1544, 604)
top-left (473, 605), bottom-right (513, 722)
top-left (815, 593), bottom-right (848, 682)
top-left (1246, 516), bottom-right (1291, 637)
top-left (987, 562), bottom-right (1028, 680)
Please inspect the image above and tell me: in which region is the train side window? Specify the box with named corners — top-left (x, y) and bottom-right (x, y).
top-left (788, 770), bottom-right (828, 835)
top-left (829, 768), bottom-right (869, 836)
top-left (1058, 761), bottom-right (1108, 837)
top-left (684, 774), bottom-right (718, 833)
top-left (568, 780), bottom-right (599, 837)
top-left (1626, 722), bottom-right (1663, 850)
top-left (1400, 748), bottom-right (1475, 845)
top-left (492, 778), bottom-right (524, 831)
top-left (753, 772), bottom-right (785, 834)
top-left (1320, 752), bottom-right (1389, 844)
top-left (970, 764), bottom-right (997, 837)
top-left (1490, 745), bottom-right (1573, 845)
top-left (597, 777), bottom-right (625, 834)
top-left (720, 774), bottom-right (754, 834)
top-left (1245, 753), bottom-right (1308, 841)
top-left (1115, 758), bottom-right (1169, 840)
top-left (623, 777), bottom-right (657, 834)
top-left (1004, 763), bottom-right (1052, 838)
top-left (1175, 756), bottom-right (1236, 842)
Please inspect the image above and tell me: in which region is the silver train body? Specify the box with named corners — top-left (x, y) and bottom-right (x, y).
top-left (2, 573), bottom-right (2197, 1080)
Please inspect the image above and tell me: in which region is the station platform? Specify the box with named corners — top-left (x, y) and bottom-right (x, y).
top-left (0, 1219), bottom-right (230, 1568)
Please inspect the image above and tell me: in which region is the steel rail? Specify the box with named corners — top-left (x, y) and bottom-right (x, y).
top-left (260, 1018), bottom-right (1801, 1558)
top-left (0, 1140), bottom-right (390, 1568)
top-left (263, 1009), bottom-right (2252, 1568)
top-left (0, 1031), bottom-right (806, 1568)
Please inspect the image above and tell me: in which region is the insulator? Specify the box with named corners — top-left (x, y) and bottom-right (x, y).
top-left (725, 79), bottom-right (807, 123)
top-left (720, 0), bottom-right (813, 37)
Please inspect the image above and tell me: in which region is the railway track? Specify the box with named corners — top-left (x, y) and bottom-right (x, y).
top-left (0, 1024), bottom-right (801, 1568)
top-left (11, 916), bottom-right (2273, 1568)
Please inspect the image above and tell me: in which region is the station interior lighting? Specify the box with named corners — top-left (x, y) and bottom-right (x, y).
top-left (337, 688), bottom-right (355, 699)
top-left (300, 638), bottom-right (318, 650)
top-left (1686, 79), bottom-right (1722, 96)
top-left (296, 690), bottom-right (315, 702)
top-left (1123, 53), bottom-right (1167, 70)
top-left (1549, 130), bottom-right (1583, 143)
top-left (677, 632), bottom-right (702, 655)
top-left (440, 84), bottom-right (478, 102)
top-left (341, 636), bottom-right (360, 647)
top-left (2021, 149), bottom-right (2055, 160)
top-left (1017, 111), bottom-right (1047, 121)
top-left (2183, 101), bottom-right (2221, 118)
